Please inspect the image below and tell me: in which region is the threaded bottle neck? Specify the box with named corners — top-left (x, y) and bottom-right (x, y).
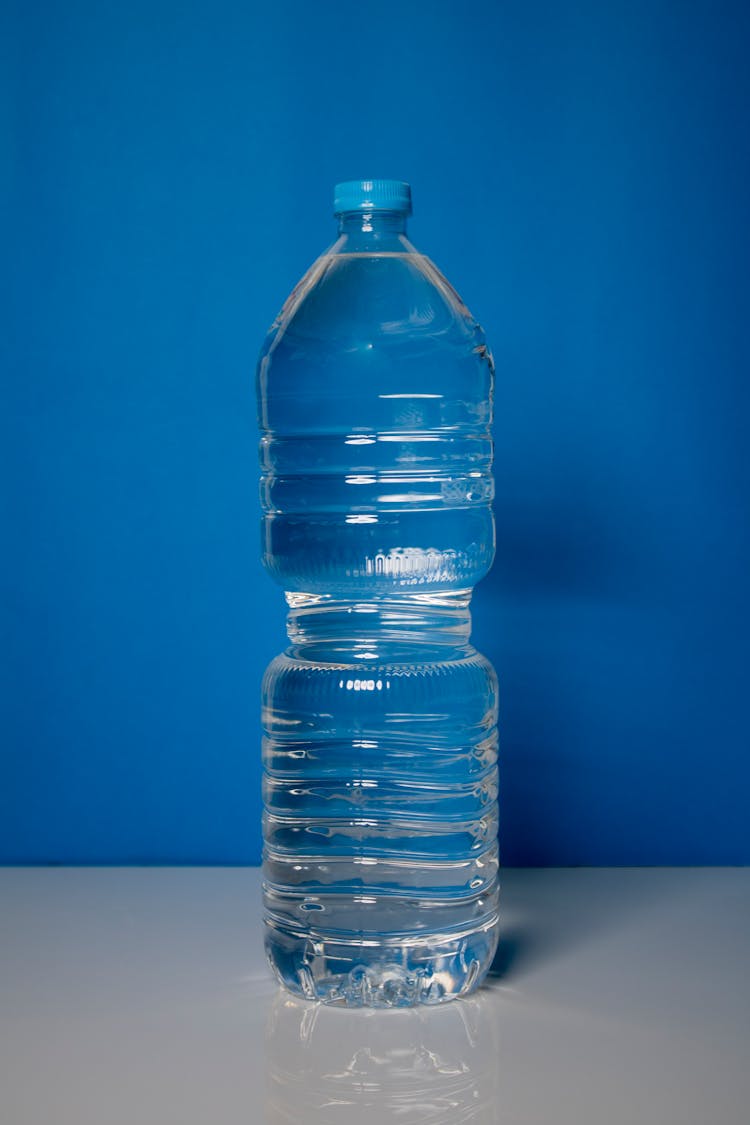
top-left (337, 210), bottom-right (408, 236)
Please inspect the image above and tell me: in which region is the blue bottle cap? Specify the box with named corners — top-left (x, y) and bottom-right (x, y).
top-left (333, 179), bottom-right (412, 216)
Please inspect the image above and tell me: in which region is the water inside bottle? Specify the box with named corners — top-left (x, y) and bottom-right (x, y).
top-left (257, 184), bottom-right (499, 1005)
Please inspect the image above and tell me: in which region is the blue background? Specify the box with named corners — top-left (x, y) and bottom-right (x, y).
top-left (3, 0), bottom-right (749, 865)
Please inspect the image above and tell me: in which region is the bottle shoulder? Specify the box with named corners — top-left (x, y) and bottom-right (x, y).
top-left (258, 246), bottom-right (488, 362)
top-left (255, 237), bottom-right (495, 444)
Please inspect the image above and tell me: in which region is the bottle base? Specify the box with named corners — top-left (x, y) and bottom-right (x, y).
top-left (264, 916), bottom-right (500, 1008)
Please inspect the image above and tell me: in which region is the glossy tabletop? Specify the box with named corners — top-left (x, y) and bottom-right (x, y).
top-left (1, 867), bottom-right (748, 1123)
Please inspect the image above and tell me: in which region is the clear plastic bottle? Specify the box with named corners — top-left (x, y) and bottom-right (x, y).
top-left (256, 180), bottom-right (498, 1007)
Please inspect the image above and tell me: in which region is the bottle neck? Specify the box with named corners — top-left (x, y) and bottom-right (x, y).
top-left (333, 209), bottom-right (410, 252)
top-left (337, 209), bottom-right (408, 235)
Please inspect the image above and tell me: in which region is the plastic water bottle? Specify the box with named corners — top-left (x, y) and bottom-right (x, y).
top-left (256, 180), bottom-right (498, 1006)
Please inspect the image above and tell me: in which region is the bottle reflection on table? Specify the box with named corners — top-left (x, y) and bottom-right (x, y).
top-left (264, 987), bottom-right (500, 1123)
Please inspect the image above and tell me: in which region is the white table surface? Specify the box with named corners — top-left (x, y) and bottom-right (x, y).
top-left (1, 867), bottom-right (748, 1124)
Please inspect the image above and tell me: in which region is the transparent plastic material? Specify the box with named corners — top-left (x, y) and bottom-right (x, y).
top-left (256, 194), bottom-right (498, 1006)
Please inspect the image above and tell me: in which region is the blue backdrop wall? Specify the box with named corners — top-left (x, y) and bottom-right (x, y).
top-left (3, 0), bottom-right (749, 864)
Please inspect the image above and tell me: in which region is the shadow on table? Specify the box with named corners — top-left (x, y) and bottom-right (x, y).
top-left (487, 867), bottom-right (687, 984)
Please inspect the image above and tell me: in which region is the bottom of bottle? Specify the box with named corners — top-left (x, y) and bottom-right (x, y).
top-left (264, 914), bottom-right (500, 1008)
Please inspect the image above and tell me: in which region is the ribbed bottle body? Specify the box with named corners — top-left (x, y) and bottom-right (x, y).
top-left (257, 216), bottom-right (498, 1005)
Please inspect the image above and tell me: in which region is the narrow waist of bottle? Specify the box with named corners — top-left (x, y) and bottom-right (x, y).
top-left (284, 589), bottom-right (473, 661)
